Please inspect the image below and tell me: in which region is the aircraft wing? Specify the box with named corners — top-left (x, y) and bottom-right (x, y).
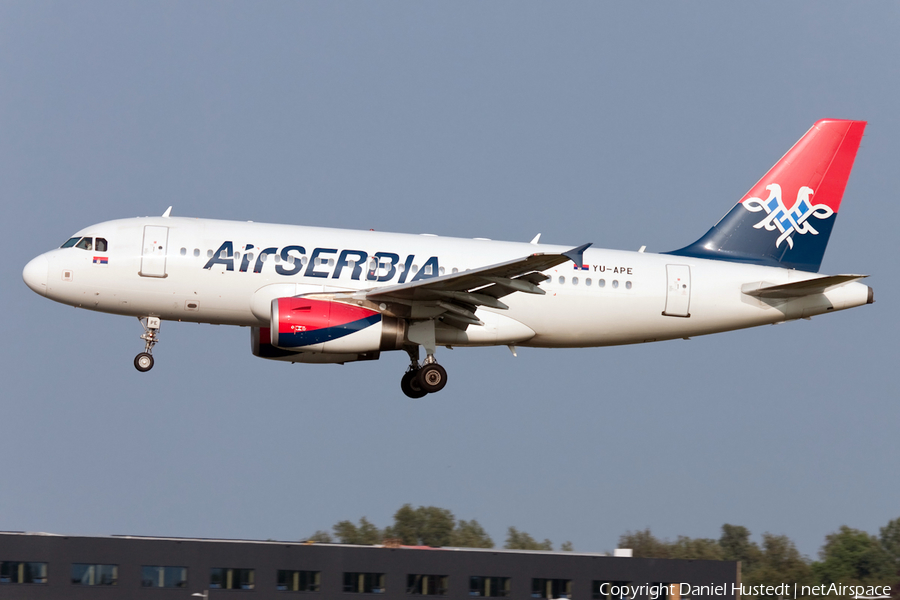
top-left (333, 243), bottom-right (591, 328)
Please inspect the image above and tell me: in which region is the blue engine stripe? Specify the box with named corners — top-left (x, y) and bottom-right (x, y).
top-left (277, 314), bottom-right (382, 348)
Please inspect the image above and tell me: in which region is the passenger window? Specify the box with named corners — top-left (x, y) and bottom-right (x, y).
top-left (598, 279), bottom-right (606, 287)
top-left (61, 237), bottom-right (81, 248)
top-left (586, 278), bottom-right (592, 286)
top-left (626, 281), bottom-right (633, 289)
top-left (75, 237), bottom-right (93, 251)
top-left (207, 250), bottom-right (213, 258)
top-left (193, 249), bottom-right (200, 257)
top-left (572, 277), bottom-right (579, 286)
top-left (180, 248), bottom-right (187, 256)
top-left (612, 280), bottom-right (619, 288)
top-left (558, 276), bottom-right (565, 285)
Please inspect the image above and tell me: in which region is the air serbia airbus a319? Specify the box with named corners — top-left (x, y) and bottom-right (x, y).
top-left (23, 119), bottom-right (873, 397)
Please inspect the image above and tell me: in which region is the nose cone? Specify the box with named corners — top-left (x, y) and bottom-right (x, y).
top-left (23, 254), bottom-right (49, 296)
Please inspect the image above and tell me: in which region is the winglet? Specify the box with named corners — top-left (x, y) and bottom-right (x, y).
top-left (530, 233), bottom-right (541, 245)
top-left (162, 206), bottom-right (173, 218)
top-left (562, 243), bottom-right (592, 266)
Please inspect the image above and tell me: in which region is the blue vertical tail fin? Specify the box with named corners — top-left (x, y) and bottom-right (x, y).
top-left (667, 119), bottom-right (866, 272)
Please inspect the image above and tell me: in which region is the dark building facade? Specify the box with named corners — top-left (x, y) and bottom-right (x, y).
top-left (0, 532), bottom-right (738, 600)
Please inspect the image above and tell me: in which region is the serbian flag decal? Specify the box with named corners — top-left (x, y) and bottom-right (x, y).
top-left (93, 256), bottom-right (108, 265)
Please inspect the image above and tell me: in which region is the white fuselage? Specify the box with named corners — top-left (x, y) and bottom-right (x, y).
top-left (24, 216), bottom-right (871, 350)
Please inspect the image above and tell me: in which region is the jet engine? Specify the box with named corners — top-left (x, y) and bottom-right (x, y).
top-left (250, 326), bottom-right (382, 364)
top-left (269, 297), bottom-right (406, 354)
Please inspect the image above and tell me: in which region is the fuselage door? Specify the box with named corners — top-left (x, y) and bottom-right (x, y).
top-left (140, 226), bottom-right (169, 278)
top-left (663, 264), bottom-right (691, 317)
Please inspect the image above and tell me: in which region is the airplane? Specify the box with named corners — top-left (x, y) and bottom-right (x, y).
top-left (22, 119), bottom-right (873, 398)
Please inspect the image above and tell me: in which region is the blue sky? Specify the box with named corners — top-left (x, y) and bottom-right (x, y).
top-left (2, 2), bottom-right (898, 557)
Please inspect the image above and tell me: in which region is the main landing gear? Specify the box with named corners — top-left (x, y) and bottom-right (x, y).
top-left (400, 342), bottom-right (448, 399)
top-left (134, 316), bottom-right (161, 372)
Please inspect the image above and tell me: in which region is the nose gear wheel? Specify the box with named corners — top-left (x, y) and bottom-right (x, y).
top-left (134, 317), bottom-right (161, 372)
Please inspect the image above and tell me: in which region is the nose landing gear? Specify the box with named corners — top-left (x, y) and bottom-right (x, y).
top-left (134, 316), bottom-right (161, 372)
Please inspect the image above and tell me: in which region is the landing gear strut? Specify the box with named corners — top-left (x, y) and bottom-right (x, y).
top-left (399, 320), bottom-right (449, 398)
top-left (135, 316), bottom-right (161, 372)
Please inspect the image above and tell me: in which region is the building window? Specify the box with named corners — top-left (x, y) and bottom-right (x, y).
top-left (210, 567), bottom-right (255, 590)
top-left (407, 574), bottom-right (448, 595)
top-left (593, 581), bottom-right (634, 600)
top-left (343, 572), bottom-right (385, 594)
top-left (71, 563), bottom-right (117, 586)
top-left (141, 566), bottom-right (188, 588)
top-left (277, 569), bottom-right (320, 592)
top-left (469, 576), bottom-right (510, 598)
top-left (0, 561), bottom-right (47, 584)
top-left (532, 578), bottom-right (572, 599)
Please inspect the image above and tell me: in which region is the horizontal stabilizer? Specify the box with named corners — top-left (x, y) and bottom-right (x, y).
top-left (741, 274), bottom-right (867, 298)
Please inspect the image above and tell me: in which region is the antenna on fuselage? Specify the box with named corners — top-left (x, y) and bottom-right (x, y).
top-left (162, 206), bottom-right (173, 218)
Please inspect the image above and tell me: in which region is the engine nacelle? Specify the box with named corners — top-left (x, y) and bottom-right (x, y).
top-left (251, 327), bottom-right (381, 364)
top-left (270, 297), bottom-right (406, 354)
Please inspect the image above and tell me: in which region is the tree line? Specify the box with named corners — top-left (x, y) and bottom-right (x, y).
top-left (619, 520), bottom-right (899, 597)
top-left (307, 506), bottom-right (899, 596)
top-left (307, 504), bottom-right (572, 551)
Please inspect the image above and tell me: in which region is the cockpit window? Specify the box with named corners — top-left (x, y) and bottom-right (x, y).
top-left (61, 237), bottom-right (81, 248)
top-left (95, 238), bottom-right (108, 252)
top-left (75, 237), bottom-right (93, 251)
